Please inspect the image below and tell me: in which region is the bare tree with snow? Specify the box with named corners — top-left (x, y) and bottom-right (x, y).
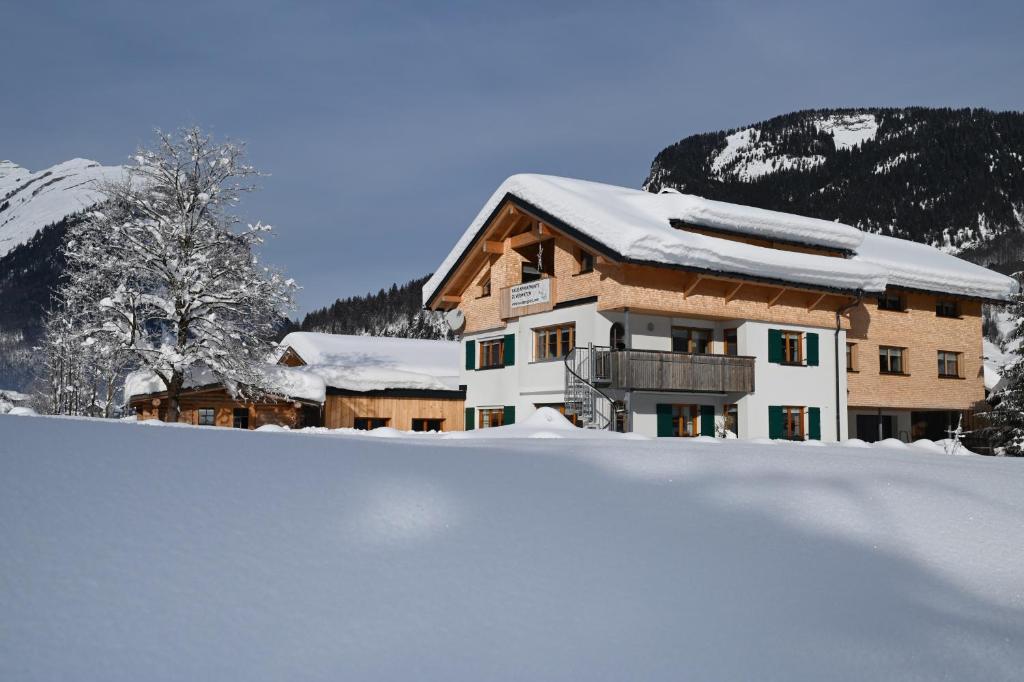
top-left (52, 127), bottom-right (296, 422)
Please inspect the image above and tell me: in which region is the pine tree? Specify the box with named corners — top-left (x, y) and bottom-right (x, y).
top-left (982, 278), bottom-right (1024, 455)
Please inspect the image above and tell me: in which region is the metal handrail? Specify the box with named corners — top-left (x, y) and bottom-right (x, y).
top-left (563, 344), bottom-right (619, 430)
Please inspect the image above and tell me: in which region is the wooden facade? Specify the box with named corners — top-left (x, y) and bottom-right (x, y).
top-left (324, 390), bottom-right (466, 431)
top-left (129, 385), bottom-right (318, 429)
top-left (428, 196), bottom-right (993, 423)
top-left (432, 199), bottom-right (857, 335)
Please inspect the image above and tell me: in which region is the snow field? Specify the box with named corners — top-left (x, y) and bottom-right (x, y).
top-left (2, 411), bottom-right (1023, 680)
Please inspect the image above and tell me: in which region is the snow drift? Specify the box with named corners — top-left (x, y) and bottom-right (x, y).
top-left (2, 414), bottom-right (1023, 681)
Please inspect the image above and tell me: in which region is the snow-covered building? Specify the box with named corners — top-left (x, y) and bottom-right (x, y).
top-left (423, 174), bottom-right (1017, 441)
top-left (126, 333), bottom-right (465, 431)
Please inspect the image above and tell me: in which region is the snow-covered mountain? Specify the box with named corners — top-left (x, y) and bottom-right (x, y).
top-left (0, 158), bottom-right (123, 388)
top-left (644, 107), bottom-right (1024, 271)
top-left (0, 158), bottom-right (122, 259)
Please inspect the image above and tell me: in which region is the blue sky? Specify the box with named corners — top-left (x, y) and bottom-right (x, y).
top-left (2, 0), bottom-right (1022, 314)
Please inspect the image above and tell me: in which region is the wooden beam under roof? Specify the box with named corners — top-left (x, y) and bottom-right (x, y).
top-left (482, 240), bottom-right (504, 254)
top-left (807, 292), bottom-right (828, 311)
top-left (768, 287), bottom-right (788, 308)
top-left (725, 282), bottom-right (744, 304)
top-left (439, 295), bottom-right (461, 304)
top-left (682, 275), bottom-right (703, 299)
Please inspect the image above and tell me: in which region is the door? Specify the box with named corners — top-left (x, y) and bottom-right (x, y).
top-left (856, 414), bottom-right (894, 442)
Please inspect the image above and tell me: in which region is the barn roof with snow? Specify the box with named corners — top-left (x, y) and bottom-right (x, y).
top-left (277, 332), bottom-right (462, 394)
top-left (423, 174), bottom-right (1017, 306)
top-left (124, 334), bottom-right (463, 404)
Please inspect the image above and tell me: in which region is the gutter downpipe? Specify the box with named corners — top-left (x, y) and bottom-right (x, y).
top-left (835, 292), bottom-right (864, 441)
top-left (624, 308), bottom-right (631, 433)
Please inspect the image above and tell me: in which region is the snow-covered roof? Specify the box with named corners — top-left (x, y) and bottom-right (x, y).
top-left (853, 233), bottom-right (1017, 301)
top-left (124, 364), bottom-right (326, 404)
top-left (423, 174), bottom-right (1018, 305)
top-left (278, 332), bottom-right (462, 393)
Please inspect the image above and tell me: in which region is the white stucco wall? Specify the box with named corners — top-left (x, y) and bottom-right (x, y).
top-left (462, 307), bottom-right (849, 440)
top-left (737, 320), bottom-right (847, 441)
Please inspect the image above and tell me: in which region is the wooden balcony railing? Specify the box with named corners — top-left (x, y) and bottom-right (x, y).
top-left (603, 349), bottom-right (755, 393)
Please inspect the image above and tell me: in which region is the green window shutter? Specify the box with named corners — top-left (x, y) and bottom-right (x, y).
top-left (806, 332), bottom-right (819, 366)
top-left (464, 407), bottom-right (475, 430)
top-left (700, 405), bottom-right (716, 437)
top-left (656, 403), bottom-right (674, 437)
top-left (768, 329), bottom-right (782, 364)
top-left (768, 405), bottom-right (784, 439)
top-left (465, 340), bottom-right (476, 370)
top-left (808, 407), bottom-right (821, 440)
top-left (503, 333), bottom-right (516, 367)
top-left (503, 405), bottom-right (516, 425)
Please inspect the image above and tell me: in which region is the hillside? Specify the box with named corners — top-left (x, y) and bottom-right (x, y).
top-left (0, 158), bottom-right (122, 258)
top-left (3, 412), bottom-right (1023, 680)
top-left (0, 158), bottom-right (122, 389)
top-left (291, 274), bottom-right (452, 340)
top-left (644, 107), bottom-right (1024, 271)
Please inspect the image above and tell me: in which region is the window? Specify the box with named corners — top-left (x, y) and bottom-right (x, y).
top-left (478, 407), bottom-right (505, 428)
top-left (479, 338), bottom-right (505, 369)
top-left (938, 351), bottom-right (960, 378)
top-left (197, 407), bottom-right (215, 426)
top-left (354, 417), bottom-right (389, 430)
top-left (232, 408), bottom-right (249, 429)
top-left (879, 346), bottom-right (906, 374)
top-left (936, 300), bottom-right (959, 318)
top-left (724, 404), bottom-right (738, 437)
top-left (610, 322), bottom-right (626, 350)
top-left (846, 342), bottom-right (857, 372)
top-left (724, 329), bottom-right (738, 356)
top-left (519, 239), bottom-right (553, 283)
top-left (672, 326), bottom-right (712, 354)
top-left (782, 406), bottom-right (804, 440)
top-left (412, 418), bottom-right (444, 432)
top-left (671, 404), bottom-right (700, 437)
top-left (534, 324), bottom-right (575, 361)
top-left (481, 276), bottom-right (491, 298)
top-left (578, 250), bottom-right (595, 274)
top-left (877, 293), bottom-right (905, 311)
top-left (536, 403), bottom-right (580, 427)
top-left (782, 330), bottom-right (803, 364)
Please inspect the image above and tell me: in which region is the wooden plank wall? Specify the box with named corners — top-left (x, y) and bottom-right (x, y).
top-left (131, 390), bottom-right (303, 429)
top-left (325, 395), bottom-right (465, 431)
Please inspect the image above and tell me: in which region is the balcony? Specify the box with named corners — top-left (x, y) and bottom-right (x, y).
top-left (601, 349), bottom-right (756, 393)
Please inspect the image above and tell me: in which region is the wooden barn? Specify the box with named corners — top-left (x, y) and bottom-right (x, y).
top-left (276, 332), bottom-right (466, 432)
top-left (126, 333), bottom-right (465, 432)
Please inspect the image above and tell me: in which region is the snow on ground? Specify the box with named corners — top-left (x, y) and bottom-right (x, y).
top-left (0, 158), bottom-right (124, 258)
top-left (2, 411), bottom-right (1023, 681)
